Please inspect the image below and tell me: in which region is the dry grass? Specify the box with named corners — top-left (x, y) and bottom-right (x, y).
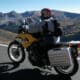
top-left (0, 29), bottom-right (17, 44)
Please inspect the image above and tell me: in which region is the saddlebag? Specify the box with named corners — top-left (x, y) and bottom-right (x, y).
top-left (48, 48), bottom-right (72, 67)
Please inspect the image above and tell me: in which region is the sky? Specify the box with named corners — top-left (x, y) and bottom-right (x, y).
top-left (0, 0), bottom-right (80, 13)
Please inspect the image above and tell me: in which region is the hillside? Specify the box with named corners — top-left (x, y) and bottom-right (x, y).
top-left (0, 29), bottom-right (17, 44)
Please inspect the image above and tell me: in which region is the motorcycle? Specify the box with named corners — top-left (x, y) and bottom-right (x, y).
top-left (8, 31), bottom-right (79, 76)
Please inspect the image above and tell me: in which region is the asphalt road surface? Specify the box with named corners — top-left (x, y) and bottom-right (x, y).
top-left (0, 44), bottom-right (80, 80)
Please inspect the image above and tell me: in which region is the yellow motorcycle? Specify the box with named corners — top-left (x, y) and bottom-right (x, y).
top-left (8, 31), bottom-right (79, 76)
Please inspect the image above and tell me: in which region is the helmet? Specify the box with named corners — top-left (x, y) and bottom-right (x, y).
top-left (41, 8), bottom-right (52, 20)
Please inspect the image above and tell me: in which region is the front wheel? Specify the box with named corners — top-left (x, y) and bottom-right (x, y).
top-left (8, 41), bottom-right (25, 63)
top-left (54, 58), bottom-right (79, 76)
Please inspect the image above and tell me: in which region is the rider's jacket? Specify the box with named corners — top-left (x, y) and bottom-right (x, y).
top-left (28, 17), bottom-right (62, 36)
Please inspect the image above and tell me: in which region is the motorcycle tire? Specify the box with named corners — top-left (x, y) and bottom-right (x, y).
top-left (54, 58), bottom-right (79, 76)
top-left (8, 41), bottom-right (25, 63)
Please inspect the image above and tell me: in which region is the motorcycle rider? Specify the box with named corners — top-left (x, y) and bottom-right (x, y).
top-left (38, 8), bottom-right (62, 66)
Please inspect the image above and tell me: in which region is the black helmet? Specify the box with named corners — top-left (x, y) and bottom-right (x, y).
top-left (41, 8), bottom-right (52, 20)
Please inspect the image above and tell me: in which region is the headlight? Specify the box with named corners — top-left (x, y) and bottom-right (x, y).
top-left (16, 38), bottom-right (23, 43)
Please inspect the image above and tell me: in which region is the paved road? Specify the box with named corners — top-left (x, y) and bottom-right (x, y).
top-left (0, 44), bottom-right (80, 80)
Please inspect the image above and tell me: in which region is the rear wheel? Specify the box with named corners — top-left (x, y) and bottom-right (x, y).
top-left (8, 41), bottom-right (25, 63)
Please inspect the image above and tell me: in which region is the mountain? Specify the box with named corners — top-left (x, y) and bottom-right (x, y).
top-left (0, 10), bottom-right (79, 26)
top-left (0, 10), bottom-right (80, 42)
